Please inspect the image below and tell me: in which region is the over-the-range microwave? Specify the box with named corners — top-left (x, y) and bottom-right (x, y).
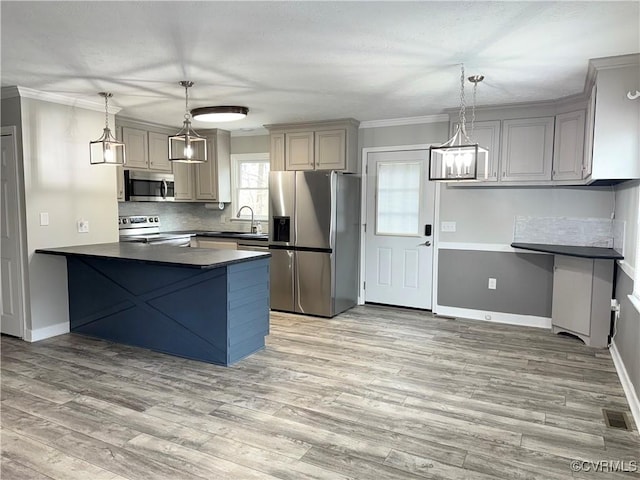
top-left (124, 170), bottom-right (175, 202)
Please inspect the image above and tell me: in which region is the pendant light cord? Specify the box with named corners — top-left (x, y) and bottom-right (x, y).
top-left (184, 83), bottom-right (191, 122)
top-left (471, 79), bottom-right (477, 141)
top-left (103, 93), bottom-right (112, 130)
top-left (459, 64), bottom-right (466, 139)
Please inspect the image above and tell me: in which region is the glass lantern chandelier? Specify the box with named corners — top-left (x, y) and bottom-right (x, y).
top-left (168, 81), bottom-right (207, 163)
top-left (89, 92), bottom-right (125, 165)
top-left (429, 65), bottom-right (488, 181)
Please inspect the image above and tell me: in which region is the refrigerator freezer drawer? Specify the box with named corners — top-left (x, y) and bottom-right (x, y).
top-left (269, 249), bottom-right (295, 312)
top-left (295, 250), bottom-right (334, 317)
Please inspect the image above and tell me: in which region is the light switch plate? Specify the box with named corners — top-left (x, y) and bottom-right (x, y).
top-left (441, 221), bottom-right (456, 232)
top-left (39, 212), bottom-right (49, 226)
top-left (488, 278), bottom-right (497, 290)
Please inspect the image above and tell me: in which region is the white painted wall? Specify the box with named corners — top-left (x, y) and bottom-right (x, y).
top-left (19, 97), bottom-right (118, 336)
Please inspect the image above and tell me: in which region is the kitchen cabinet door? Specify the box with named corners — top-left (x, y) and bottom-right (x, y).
top-left (148, 131), bottom-right (172, 172)
top-left (500, 117), bottom-right (554, 182)
top-left (451, 120), bottom-right (500, 181)
top-left (195, 129), bottom-right (231, 202)
top-left (315, 129), bottom-right (346, 170)
top-left (552, 110), bottom-right (585, 181)
top-left (285, 131), bottom-right (314, 170)
top-left (122, 127), bottom-right (148, 169)
top-left (552, 256), bottom-right (592, 336)
top-left (583, 84), bottom-right (596, 178)
top-left (173, 162), bottom-right (194, 201)
top-left (270, 133), bottom-right (285, 171)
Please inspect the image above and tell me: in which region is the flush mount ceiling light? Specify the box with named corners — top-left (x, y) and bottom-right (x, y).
top-left (191, 105), bottom-right (249, 122)
top-left (429, 65), bottom-right (488, 181)
top-left (90, 92), bottom-right (125, 165)
top-left (168, 81), bottom-right (207, 163)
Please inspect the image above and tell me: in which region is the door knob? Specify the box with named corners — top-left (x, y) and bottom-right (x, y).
top-left (419, 241), bottom-right (431, 247)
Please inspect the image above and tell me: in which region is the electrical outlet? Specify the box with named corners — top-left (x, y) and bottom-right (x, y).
top-left (441, 221), bottom-right (457, 232)
top-left (77, 219), bottom-right (89, 233)
top-left (488, 278), bottom-right (497, 290)
top-left (39, 212), bottom-right (49, 226)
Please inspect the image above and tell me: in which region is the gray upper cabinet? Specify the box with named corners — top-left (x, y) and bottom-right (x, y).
top-left (118, 120), bottom-right (173, 173)
top-left (451, 120), bottom-right (500, 181)
top-left (500, 117), bottom-right (554, 182)
top-left (552, 110), bottom-right (585, 181)
top-left (267, 119), bottom-right (359, 173)
top-left (147, 131), bottom-right (172, 172)
top-left (586, 55), bottom-right (640, 181)
top-left (285, 131), bottom-right (315, 170)
top-left (195, 129), bottom-right (231, 202)
top-left (121, 127), bottom-right (148, 169)
top-left (315, 129), bottom-right (346, 170)
top-left (270, 133), bottom-right (285, 171)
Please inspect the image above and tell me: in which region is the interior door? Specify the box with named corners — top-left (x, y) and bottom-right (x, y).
top-left (1, 130), bottom-right (25, 337)
top-left (364, 150), bottom-right (434, 309)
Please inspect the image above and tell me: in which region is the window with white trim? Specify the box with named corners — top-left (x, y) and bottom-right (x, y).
top-left (231, 153), bottom-right (270, 221)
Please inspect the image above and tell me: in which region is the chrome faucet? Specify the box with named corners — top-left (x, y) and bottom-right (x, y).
top-left (236, 205), bottom-right (256, 233)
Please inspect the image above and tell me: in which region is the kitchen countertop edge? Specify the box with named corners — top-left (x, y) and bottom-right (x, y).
top-left (36, 243), bottom-right (270, 269)
top-left (511, 242), bottom-right (623, 260)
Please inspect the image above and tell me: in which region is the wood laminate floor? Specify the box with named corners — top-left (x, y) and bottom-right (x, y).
top-left (1, 305), bottom-right (639, 479)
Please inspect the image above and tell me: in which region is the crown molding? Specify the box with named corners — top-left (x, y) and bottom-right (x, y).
top-left (359, 115), bottom-right (449, 129)
top-left (1, 86), bottom-right (121, 114)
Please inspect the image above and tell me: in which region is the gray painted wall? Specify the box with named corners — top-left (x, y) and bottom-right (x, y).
top-left (438, 250), bottom-right (554, 317)
top-left (359, 122), bottom-right (449, 149)
top-left (230, 134), bottom-right (269, 154)
top-left (614, 269), bottom-right (640, 403)
top-left (439, 185), bottom-right (615, 244)
top-left (614, 180), bottom-right (639, 270)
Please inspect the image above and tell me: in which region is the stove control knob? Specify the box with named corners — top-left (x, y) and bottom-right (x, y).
top-left (154, 217), bottom-right (159, 223)
top-left (122, 218), bottom-right (128, 224)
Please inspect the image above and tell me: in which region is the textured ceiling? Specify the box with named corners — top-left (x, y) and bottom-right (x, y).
top-left (1, 1), bottom-right (638, 132)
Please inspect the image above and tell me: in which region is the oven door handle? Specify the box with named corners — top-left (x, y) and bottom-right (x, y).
top-left (161, 179), bottom-right (167, 199)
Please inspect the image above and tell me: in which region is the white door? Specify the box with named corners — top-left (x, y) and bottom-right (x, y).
top-left (1, 130), bottom-right (25, 337)
top-left (364, 149), bottom-right (435, 309)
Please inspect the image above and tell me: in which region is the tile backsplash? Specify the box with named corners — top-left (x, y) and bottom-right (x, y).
top-left (118, 202), bottom-right (266, 233)
top-left (513, 215), bottom-right (623, 249)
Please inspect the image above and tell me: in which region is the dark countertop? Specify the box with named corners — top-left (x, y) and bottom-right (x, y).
top-left (36, 242), bottom-right (270, 269)
top-left (165, 230), bottom-right (268, 242)
top-left (511, 243), bottom-right (623, 260)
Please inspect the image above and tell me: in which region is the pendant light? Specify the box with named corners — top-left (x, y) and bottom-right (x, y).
top-left (89, 92), bottom-right (125, 165)
top-left (429, 65), bottom-right (488, 181)
top-left (168, 81), bottom-right (207, 163)
top-left (191, 105), bottom-right (249, 122)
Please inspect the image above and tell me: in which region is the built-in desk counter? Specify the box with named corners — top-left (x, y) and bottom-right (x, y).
top-left (511, 242), bottom-right (622, 347)
top-left (37, 243), bottom-right (270, 365)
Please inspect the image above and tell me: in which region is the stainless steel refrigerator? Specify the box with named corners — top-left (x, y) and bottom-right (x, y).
top-left (269, 171), bottom-right (360, 317)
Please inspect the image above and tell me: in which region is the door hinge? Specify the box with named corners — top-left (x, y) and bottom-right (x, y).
top-left (365, 165), bottom-right (368, 174)
top-left (363, 223), bottom-right (367, 233)
top-left (363, 281), bottom-right (366, 290)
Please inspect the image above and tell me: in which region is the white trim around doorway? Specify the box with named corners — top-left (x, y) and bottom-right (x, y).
top-left (358, 145), bottom-right (439, 307)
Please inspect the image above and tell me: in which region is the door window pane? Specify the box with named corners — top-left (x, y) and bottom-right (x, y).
top-left (376, 161), bottom-right (421, 236)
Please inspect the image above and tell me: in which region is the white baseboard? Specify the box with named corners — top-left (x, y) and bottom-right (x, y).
top-left (610, 341), bottom-right (640, 431)
top-left (25, 322), bottom-right (69, 342)
top-left (433, 305), bottom-right (552, 329)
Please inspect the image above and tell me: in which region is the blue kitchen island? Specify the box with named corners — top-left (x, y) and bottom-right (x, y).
top-left (36, 243), bottom-right (270, 366)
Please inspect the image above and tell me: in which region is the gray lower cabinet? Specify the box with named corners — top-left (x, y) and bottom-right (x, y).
top-left (551, 255), bottom-right (613, 347)
top-left (500, 117), bottom-right (554, 182)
